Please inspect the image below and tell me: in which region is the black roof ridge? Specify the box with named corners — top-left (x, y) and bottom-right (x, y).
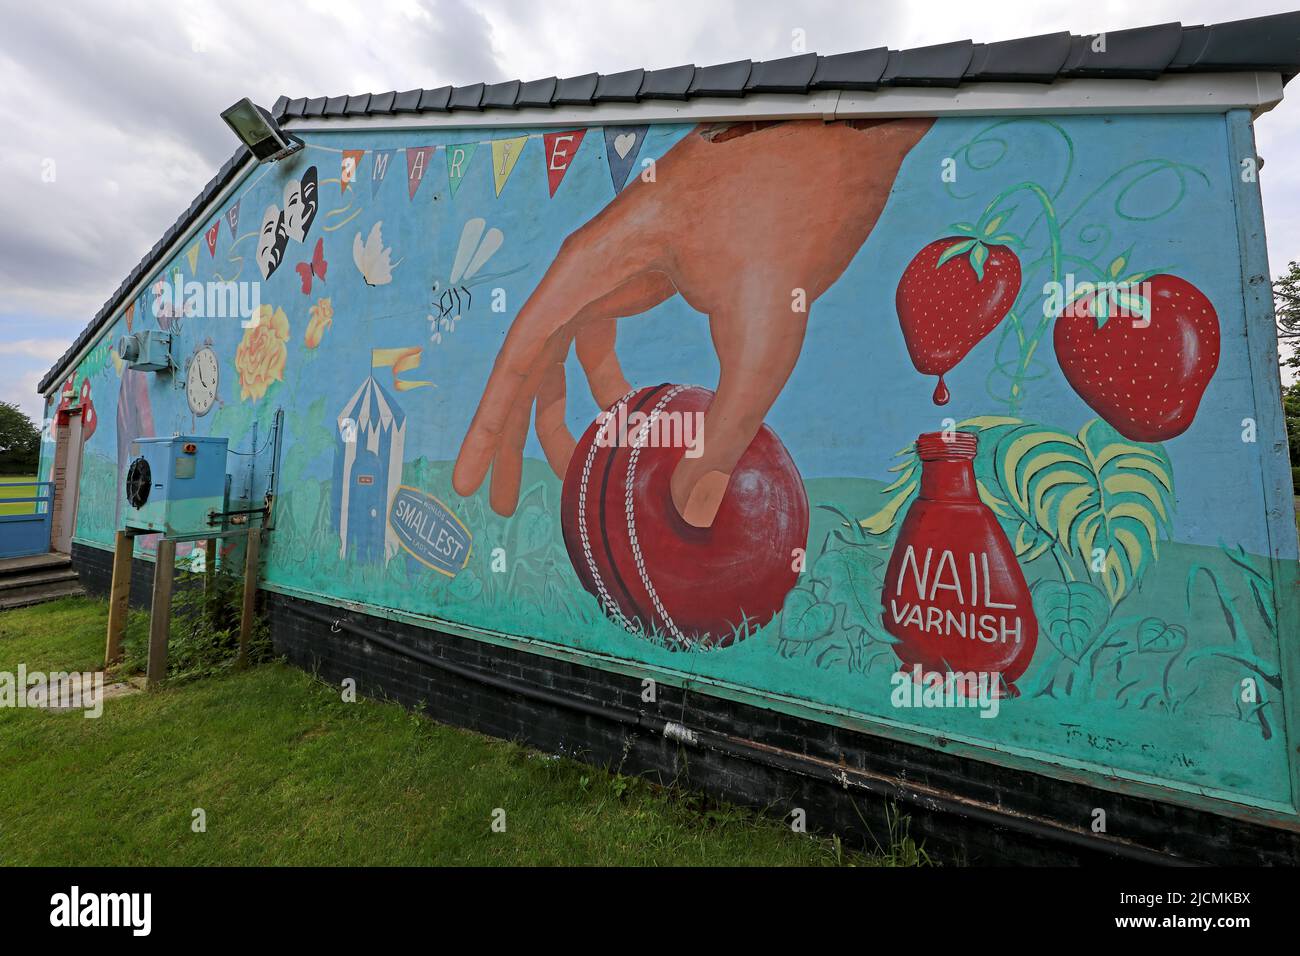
top-left (39, 11), bottom-right (1300, 393)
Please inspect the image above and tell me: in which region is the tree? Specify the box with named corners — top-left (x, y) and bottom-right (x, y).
top-left (1285, 381), bottom-right (1300, 495)
top-left (0, 402), bottom-right (40, 475)
top-left (1274, 260), bottom-right (1300, 371)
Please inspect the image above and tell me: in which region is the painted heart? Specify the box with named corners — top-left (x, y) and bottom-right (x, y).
top-left (896, 235), bottom-right (1021, 404)
top-left (613, 133), bottom-right (636, 159)
top-left (1053, 272), bottom-right (1220, 442)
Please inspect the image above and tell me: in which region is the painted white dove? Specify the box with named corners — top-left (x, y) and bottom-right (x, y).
top-left (353, 221), bottom-right (397, 286)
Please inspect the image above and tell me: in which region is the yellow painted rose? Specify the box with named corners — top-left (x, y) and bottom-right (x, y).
top-left (304, 297), bottom-right (333, 349)
top-left (235, 304), bottom-right (289, 401)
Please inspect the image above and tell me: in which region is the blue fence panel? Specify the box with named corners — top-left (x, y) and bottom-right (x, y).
top-left (0, 481), bottom-right (54, 559)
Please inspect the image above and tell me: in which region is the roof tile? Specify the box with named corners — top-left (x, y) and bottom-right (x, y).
top-left (689, 59), bottom-right (752, 96)
top-left (810, 48), bottom-right (889, 90)
top-left (640, 64), bottom-right (695, 99)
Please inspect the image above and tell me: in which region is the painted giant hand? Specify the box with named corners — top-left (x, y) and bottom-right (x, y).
top-left (454, 118), bottom-right (934, 647)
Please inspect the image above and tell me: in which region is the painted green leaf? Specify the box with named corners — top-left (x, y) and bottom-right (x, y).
top-left (514, 504), bottom-right (551, 556)
top-left (1136, 617), bottom-right (1187, 654)
top-left (969, 241), bottom-right (988, 281)
top-left (995, 419), bottom-right (1174, 604)
top-left (1032, 579), bottom-right (1110, 662)
top-left (936, 239), bottom-right (976, 268)
top-left (779, 587), bottom-right (836, 643)
top-left (448, 567), bottom-right (482, 601)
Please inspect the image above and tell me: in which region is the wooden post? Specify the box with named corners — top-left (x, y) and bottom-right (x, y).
top-left (238, 529), bottom-right (260, 669)
top-left (104, 530), bottom-right (135, 667)
top-left (203, 537), bottom-right (217, 598)
top-left (146, 538), bottom-right (176, 689)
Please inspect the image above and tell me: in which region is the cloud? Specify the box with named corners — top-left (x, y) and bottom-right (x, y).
top-left (0, 339), bottom-right (72, 361)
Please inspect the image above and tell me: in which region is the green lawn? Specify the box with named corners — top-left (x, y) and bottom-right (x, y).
top-left (0, 476), bottom-right (38, 516)
top-left (0, 596), bottom-right (917, 866)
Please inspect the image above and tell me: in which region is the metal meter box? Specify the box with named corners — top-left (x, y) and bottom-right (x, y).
top-left (117, 330), bottom-right (174, 372)
top-left (123, 436), bottom-right (228, 535)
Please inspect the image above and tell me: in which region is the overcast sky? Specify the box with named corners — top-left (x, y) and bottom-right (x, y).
top-left (1, 0), bottom-right (1296, 420)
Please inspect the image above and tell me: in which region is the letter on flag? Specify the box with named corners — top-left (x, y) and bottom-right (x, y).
top-left (490, 135), bottom-right (529, 197)
top-left (226, 199), bottom-right (241, 239)
top-left (341, 150), bottom-right (365, 193)
top-left (205, 221), bottom-right (220, 257)
top-left (371, 149), bottom-right (395, 198)
top-left (543, 130), bottom-right (586, 197)
top-left (445, 142), bottom-right (478, 198)
top-left (405, 146), bottom-right (434, 200)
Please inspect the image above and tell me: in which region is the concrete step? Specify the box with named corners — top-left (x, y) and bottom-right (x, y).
top-left (0, 552), bottom-right (71, 578)
top-left (0, 581), bottom-right (86, 611)
top-left (0, 568), bottom-right (79, 592)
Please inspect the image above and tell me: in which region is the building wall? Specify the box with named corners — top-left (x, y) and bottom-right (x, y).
top-left (49, 111), bottom-right (1300, 825)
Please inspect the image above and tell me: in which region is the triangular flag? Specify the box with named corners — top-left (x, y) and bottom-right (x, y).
top-left (185, 242), bottom-right (200, 274)
top-left (405, 146), bottom-right (435, 200)
top-left (371, 149), bottom-right (395, 198)
top-left (490, 135), bottom-right (529, 197)
top-left (604, 125), bottom-right (649, 194)
top-left (342, 150), bottom-right (365, 193)
top-left (543, 129), bottom-right (587, 197)
top-left (226, 199), bottom-right (241, 239)
top-left (205, 221), bottom-right (220, 257)
top-left (445, 142), bottom-right (478, 198)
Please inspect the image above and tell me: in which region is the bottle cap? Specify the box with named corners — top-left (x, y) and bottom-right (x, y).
top-left (916, 431), bottom-right (978, 461)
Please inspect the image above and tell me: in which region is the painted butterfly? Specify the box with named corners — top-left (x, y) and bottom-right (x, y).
top-left (295, 237), bottom-right (327, 294)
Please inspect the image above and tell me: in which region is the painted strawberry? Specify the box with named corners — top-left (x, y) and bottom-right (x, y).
top-left (1053, 259), bottom-right (1219, 443)
top-left (79, 377), bottom-right (97, 440)
top-left (896, 219), bottom-right (1021, 405)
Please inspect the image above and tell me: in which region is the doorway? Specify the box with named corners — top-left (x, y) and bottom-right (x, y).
top-left (52, 409), bottom-right (83, 553)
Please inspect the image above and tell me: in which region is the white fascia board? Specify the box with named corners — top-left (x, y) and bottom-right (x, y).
top-left (282, 72), bottom-right (1285, 136)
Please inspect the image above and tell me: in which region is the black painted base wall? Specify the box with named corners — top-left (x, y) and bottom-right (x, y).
top-left (71, 541), bottom-right (1300, 865)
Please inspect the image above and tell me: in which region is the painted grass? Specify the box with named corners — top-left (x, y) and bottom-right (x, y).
top-left (0, 476), bottom-right (39, 516)
top-left (0, 597), bottom-right (917, 866)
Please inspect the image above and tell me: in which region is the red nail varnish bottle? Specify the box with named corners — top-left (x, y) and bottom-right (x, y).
top-left (880, 431), bottom-right (1038, 698)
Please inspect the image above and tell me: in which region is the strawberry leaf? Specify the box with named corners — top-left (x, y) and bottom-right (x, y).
top-left (936, 239), bottom-right (977, 268)
top-left (969, 241), bottom-right (989, 282)
top-left (1091, 287), bottom-right (1112, 328)
top-left (950, 222), bottom-right (976, 236)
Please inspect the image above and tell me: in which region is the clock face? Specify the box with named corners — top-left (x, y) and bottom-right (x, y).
top-left (187, 347), bottom-right (219, 416)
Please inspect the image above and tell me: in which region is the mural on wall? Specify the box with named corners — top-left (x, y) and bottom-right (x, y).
top-left (52, 110), bottom-right (1295, 811)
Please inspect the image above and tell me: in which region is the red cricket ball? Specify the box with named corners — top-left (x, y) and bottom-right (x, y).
top-left (560, 384), bottom-right (809, 650)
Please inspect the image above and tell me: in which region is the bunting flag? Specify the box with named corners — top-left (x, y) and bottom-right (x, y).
top-left (543, 129), bottom-right (586, 197)
top-left (604, 125), bottom-right (649, 193)
top-left (445, 142), bottom-right (477, 197)
top-left (371, 346), bottom-right (434, 391)
top-left (225, 199), bottom-right (241, 239)
top-left (405, 146), bottom-right (435, 200)
top-left (490, 135), bottom-right (529, 197)
top-left (185, 242), bottom-right (200, 274)
top-left (371, 149), bottom-right (395, 198)
top-left (341, 149), bottom-right (365, 193)
top-left (205, 221), bottom-right (221, 257)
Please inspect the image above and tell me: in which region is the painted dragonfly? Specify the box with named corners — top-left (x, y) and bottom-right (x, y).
top-left (427, 217), bottom-right (524, 345)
